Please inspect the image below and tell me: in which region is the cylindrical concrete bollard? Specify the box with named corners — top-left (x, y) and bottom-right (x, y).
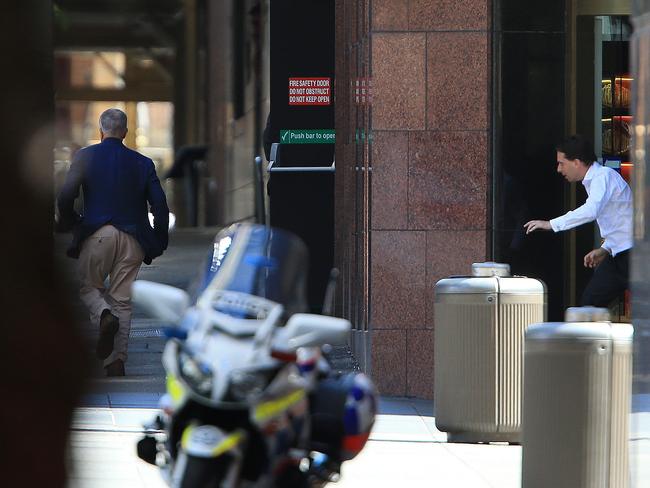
top-left (522, 307), bottom-right (633, 488)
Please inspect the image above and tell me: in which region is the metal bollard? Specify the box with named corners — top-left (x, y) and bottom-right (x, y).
top-left (434, 262), bottom-right (546, 443)
top-left (522, 307), bottom-right (633, 488)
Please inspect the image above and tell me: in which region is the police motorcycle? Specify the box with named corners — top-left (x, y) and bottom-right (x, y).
top-left (134, 223), bottom-right (377, 487)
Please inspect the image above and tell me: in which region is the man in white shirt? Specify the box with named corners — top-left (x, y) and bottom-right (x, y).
top-left (524, 135), bottom-right (632, 307)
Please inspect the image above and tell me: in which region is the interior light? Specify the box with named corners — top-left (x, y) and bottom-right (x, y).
top-left (136, 135), bottom-right (149, 147)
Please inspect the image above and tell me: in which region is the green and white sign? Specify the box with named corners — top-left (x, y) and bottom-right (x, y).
top-left (280, 129), bottom-right (335, 144)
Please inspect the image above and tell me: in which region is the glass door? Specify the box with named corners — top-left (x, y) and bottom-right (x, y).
top-left (574, 14), bottom-right (632, 308)
top-left (598, 16), bottom-right (633, 183)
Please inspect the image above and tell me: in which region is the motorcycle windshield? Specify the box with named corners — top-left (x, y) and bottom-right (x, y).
top-left (195, 223), bottom-right (309, 317)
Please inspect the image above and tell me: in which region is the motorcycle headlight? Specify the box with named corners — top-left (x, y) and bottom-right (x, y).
top-left (178, 351), bottom-right (213, 397)
top-left (229, 370), bottom-right (269, 401)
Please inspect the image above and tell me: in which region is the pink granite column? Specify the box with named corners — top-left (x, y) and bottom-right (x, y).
top-left (367, 0), bottom-right (490, 398)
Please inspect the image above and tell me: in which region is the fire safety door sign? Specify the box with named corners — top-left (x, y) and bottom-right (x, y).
top-left (288, 77), bottom-right (331, 106)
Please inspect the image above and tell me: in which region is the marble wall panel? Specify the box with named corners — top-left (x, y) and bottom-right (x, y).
top-left (408, 131), bottom-right (488, 230)
top-left (426, 230), bottom-right (487, 327)
top-left (371, 131), bottom-right (409, 229)
top-left (371, 33), bottom-right (426, 130)
top-left (371, 329), bottom-right (407, 396)
top-left (406, 329), bottom-right (435, 399)
top-left (371, 230), bottom-right (427, 328)
top-left (426, 32), bottom-right (489, 131)
top-left (409, 0), bottom-right (489, 31)
top-left (371, 0), bottom-right (409, 31)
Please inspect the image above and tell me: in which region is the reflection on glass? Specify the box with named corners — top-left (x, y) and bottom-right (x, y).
top-left (134, 102), bottom-right (174, 174)
top-left (54, 100), bottom-right (174, 202)
top-left (597, 16), bottom-right (633, 170)
top-left (55, 51), bottom-right (126, 89)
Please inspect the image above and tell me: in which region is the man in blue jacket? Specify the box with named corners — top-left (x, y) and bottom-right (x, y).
top-left (58, 108), bottom-right (169, 376)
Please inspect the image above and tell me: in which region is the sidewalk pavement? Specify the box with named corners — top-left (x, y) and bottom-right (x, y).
top-left (68, 398), bottom-right (521, 488)
top-left (334, 397), bottom-right (521, 488)
top-left (60, 227), bottom-right (521, 487)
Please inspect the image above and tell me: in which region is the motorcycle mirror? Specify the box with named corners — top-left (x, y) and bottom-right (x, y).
top-left (132, 280), bottom-right (190, 324)
top-left (273, 314), bottom-right (351, 352)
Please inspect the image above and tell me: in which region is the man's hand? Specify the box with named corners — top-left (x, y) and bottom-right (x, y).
top-left (524, 220), bottom-right (552, 234)
top-left (584, 248), bottom-right (608, 268)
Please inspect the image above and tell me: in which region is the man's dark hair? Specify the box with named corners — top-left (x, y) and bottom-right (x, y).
top-left (556, 135), bottom-right (597, 165)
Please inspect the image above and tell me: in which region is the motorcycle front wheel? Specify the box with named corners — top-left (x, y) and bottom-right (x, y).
top-left (272, 464), bottom-right (311, 488)
top-left (177, 454), bottom-right (234, 488)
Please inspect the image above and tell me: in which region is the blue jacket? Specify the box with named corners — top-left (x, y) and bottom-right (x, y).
top-left (57, 137), bottom-right (169, 265)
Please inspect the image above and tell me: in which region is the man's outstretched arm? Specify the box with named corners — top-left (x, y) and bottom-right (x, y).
top-left (524, 220), bottom-right (552, 234)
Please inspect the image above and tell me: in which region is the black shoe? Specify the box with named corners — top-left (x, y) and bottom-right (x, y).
top-left (96, 309), bottom-right (119, 360)
top-left (105, 359), bottom-right (125, 377)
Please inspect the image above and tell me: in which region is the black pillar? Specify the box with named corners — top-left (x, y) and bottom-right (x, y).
top-left (0, 2), bottom-right (86, 486)
top-left (493, 0), bottom-right (568, 320)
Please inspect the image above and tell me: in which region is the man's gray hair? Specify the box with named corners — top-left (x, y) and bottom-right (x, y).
top-left (99, 108), bottom-right (127, 136)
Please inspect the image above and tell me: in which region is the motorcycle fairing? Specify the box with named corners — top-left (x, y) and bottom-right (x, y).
top-left (199, 291), bottom-right (284, 337)
top-left (252, 389), bottom-right (307, 425)
top-left (339, 374), bottom-right (376, 459)
top-left (166, 373), bottom-right (186, 406)
top-left (194, 223), bottom-right (309, 318)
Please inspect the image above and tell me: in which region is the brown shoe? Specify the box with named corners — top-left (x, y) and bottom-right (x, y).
top-left (105, 359), bottom-right (125, 377)
top-left (96, 309), bottom-right (119, 360)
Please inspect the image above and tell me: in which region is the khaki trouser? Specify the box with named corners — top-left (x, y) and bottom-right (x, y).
top-left (78, 225), bottom-right (144, 366)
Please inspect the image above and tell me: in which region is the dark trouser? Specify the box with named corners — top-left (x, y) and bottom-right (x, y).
top-left (580, 249), bottom-right (630, 307)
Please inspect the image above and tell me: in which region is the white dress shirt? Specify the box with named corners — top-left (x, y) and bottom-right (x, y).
top-left (549, 162), bottom-right (633, 256)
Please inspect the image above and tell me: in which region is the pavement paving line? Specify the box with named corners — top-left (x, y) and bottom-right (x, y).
top-left (70, 427), bottom-right (164, 434)
top-left (69, 428), bottom-right (446, 446)
top-left (81, 330), bottom-right (165, 338)
top-left (71, 408), bottom-right (446, 446)
top-left (87, 375), bottom-right (166, 383)
top-left (366, 438), bottom-right (445, 444)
